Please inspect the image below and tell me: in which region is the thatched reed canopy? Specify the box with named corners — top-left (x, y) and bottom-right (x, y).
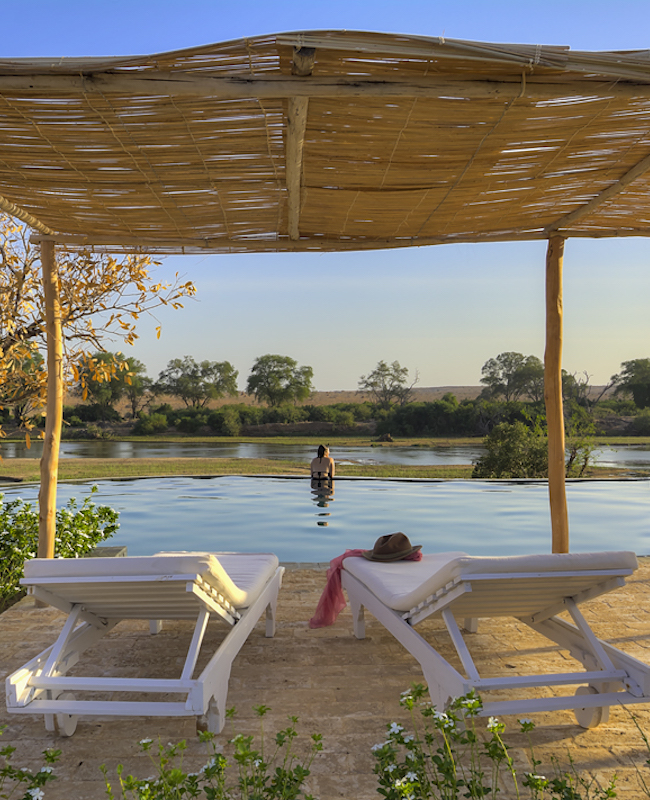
top-left (2, 30), bottom-right (648, 556)
top-left (2, 30), bottom-right (650, 254)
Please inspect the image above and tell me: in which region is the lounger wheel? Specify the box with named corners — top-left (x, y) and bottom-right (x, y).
top-left (574, 686), bottom-right (609, 729)
top-left (54, 692), bottom-right (78, 737)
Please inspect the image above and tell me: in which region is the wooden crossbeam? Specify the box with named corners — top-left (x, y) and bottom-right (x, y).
top-left (2, 72), bottom-right (649, 101)
top-left (546, 150), bottom-right (650, 234)
top-left (285, 47), bottom-right (315, 240)
top-left (29, 225), bottom-right (650, 254)
top-left (0, 194), bottom-right (54, 234)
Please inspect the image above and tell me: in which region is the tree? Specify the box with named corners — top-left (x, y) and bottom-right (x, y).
top-left (480, 352), bottom-right (543, 402)
top-left (77, 352), bottom-right (153, 417)
top-left (246, 354), bottom-right (313, 407)
top-left (0, 345), bottom-right (46, 426)
top-left (157, 356), bottom-right (238, 408)
top-left (123, 358), bottom-right (155, 418)
top-left (612, 359), bottom-right (650, 409)
top-left (358, 360), bottom-right (419, 410)
top-left (562, 370), bottom-right (612, 411)
top-left (0, 215), bottom-right (195, 429)
top-left (76, 351), bottom-right (129, 411)
top-left (472, 420), bottom-right (548, 478)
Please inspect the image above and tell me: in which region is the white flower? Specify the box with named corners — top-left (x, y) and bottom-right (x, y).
top-left (528, 773), bottom-right (547, 781)
top-left (518, 718), bottom-right (533, 725)
top-left (405, 771), bottom-right (418, 782)
top-left (386, 764), bottom-right (396, 773)
top-left (27, 790), bottom-right (44, 800)
top-left (403, 734), bottom-right (414, 743)
top-left (39, 766), bottom-right (53, 773)
top-left (139, 738), bottom-right (152, 745)
top-left (406, 752), bottom-right (417, 761)
top-left (432, 711), bottom-right (447, 721)
top-left (388, 722), bottom-right (404, 734)
top-left (253, 759), bottom-right (262, 768)
top-left (371, 741), bottom-right (389, 751)
top-left (487, 716), bottom-right (500, 731)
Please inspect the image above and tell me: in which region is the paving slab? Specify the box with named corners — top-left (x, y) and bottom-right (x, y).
top-left (2, 560), bottom-right (650, 798)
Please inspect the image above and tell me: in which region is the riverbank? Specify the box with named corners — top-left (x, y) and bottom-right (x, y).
top-left (0, 457), bottom-right (646, 484)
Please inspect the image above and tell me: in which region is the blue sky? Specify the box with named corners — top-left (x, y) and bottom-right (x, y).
top-left (7, 1), bottom-right (650, 390)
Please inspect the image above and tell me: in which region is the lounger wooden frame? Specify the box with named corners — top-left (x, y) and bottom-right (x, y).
top-left (6, 563), bottom-right (284, 736)
top-left (341, 557), bottom-right (650, 727)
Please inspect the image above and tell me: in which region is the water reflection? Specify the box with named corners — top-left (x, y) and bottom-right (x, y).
top-left (2, 438), bottom-right (650, 469)
top-left (310, 478), bottom-right (335, 526)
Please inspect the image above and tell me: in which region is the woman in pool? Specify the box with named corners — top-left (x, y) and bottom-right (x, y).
top-left (310, 444), bottom-right (335, 488)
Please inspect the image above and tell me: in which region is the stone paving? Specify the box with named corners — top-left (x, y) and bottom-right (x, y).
top-left (2, 560), bottom-right (650, 798)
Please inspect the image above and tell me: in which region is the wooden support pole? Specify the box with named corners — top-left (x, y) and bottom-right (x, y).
top-left (545, 235), bottom-right (569, 553)
top-left (38, 240), bottom-right (63, 559)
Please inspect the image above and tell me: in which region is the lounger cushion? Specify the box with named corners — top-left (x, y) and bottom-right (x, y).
top-left (343, 551), bottom-right (638, 612)
top-left (23, 552), bottom-right (279, 609)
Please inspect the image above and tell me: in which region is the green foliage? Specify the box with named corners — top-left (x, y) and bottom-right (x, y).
top-left (157, 356), bottom-right (239, 408)
top-left (595, 396), bottom-right (638, 416)
top-left (102, 705), bottom-right (322, 800)
top-left (480, 352), bottom-right (544, 402)
top-left (0, 486), bottom-right (119, 610)
top-left (76, 351), bottom-right (132, 409)
top-left (132, 412), bottom-right (169, 435)
top-left (0, 347), bottom-right (45, 426)
top-left (565, 405), bottom-right (598, 478)
top-left (208, 407), bottom-right (242, 436)
top-left (629, 409), bottom-right (650, 436)
top-left (613, 358), bottom-right (650, 409)
top-left (264, 405), bottom-right (309, 424)
top-left (1, 725), bottom-right (61, 798)
top-left (122, 357), bottom-right (155, 417)
top-left (65, 402), bottom-right (121, 423)
top-left (472, 420), bottom-right (549, 478)
top-left (358, 360), bottom-right (417, 410)
top-left (246, 355), bottom-right (313, 407)
top-left (379, 398), bottom-right (476, 437)
top-left (374, 686), bottom-right (618, 800)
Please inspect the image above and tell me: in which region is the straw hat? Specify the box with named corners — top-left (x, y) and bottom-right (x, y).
top-left (362, 532), bottom-right (422, 562)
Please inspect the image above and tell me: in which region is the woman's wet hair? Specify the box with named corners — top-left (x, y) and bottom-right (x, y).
top-left (317, 444), bottom-right (327, 458)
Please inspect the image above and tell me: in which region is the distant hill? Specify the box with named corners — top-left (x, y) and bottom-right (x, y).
top-left (95, 385), bottom-right (616, 415)
top-left (309, 387), bottom-right (484, 405)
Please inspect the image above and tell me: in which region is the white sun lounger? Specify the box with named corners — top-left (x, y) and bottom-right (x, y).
top-left (341, 550), bottom-right (650, 727)
top-left (6, 552), bottom-right (283, 736)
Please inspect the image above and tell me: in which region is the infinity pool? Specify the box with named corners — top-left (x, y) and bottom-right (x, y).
top-left (2, 476), bottom-right (648, 562)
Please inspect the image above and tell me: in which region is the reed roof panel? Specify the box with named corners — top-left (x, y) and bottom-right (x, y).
top-left (1, 30), bottom-right (650, 252)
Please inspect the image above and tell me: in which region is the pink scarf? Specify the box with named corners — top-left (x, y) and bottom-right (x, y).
top-left (309, 548), bottom-right (423, 628)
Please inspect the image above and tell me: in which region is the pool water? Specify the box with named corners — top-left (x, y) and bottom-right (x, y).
top-left (2, 476), bottom-right (648, 562)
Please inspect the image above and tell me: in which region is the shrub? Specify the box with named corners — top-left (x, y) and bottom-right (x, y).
top-left (263, 405), bottom-right (309, 424)
top-left (102, 705), bottom-right (322, 800)
top-left (67, 403), bottom-right (121, 423)
top-left (472, 420), bottom-right (548, 478)
top-left (149, 403), bottom-right (174, 417)
top-left (333, 410), bottom-right (355, 430)
top-left (238, 405), bottom-right (264, 426)
top-left (132, 413), bottom-right (168, 435)
top-left (373, 686), bottom-right (618, 800)
top-left (176, 413), bottom-right (208, 433)
top-left (629, 409), bottom-right (650, 436)
top-left (0, 725), bottom-right (61, 797)
top-left (0, 486), bottom-right (119, 611)
top-left (208, 407), bottom-right (242, 436)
